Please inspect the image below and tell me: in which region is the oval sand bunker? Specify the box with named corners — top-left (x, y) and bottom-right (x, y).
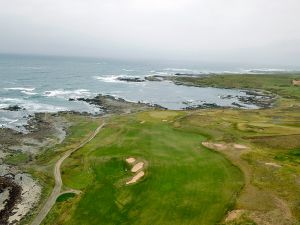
top-left (131, 162), bottom-right (144, 173)
top-left (126, 157), bottom-right (136, 164)
top-left (125, 158), bottom-right (146, 185)
top-left (126, 171), bottom-right (145, 185)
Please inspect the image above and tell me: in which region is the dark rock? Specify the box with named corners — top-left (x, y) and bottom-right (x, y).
top-left (220, 95), bottom-right (234, 99)
top-left (2, 105), bottom-right (24, 111)
top-left (232, 102), bottom-right (244, 108)
top-left (184, 103), bottom-right (224, 110)
top-left (117, 76), bottom-right (145, 82)
top-left (0, 176), bottom-right (22, 225)
top-left (76, 94), bottom-right (166, 114)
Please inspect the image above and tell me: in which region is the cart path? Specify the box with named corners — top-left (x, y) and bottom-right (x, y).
top-left (31, 122), bottom-right (106, 225)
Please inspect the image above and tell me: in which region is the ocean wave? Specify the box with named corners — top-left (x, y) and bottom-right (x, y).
top-left (0, 103), bottom-right (9, 108)
top-left (0, 117), bottom-right (19, 124)
top-left (150, 71), bottom-right (170, 76)
top-left (0, 97), bottom-right (67, 112)
top-left (4, 87), bottom-right (36, 92)
top-left (243, 68), bottom-right (295, 74)
top-left (163, 68), bottom-right (195, 72)
top-left (0, 97), bottom-right (23, 103)
top-left (23, 102), bottom-right (67, 112)
top-left (94, 75), bottom-right (130, 83)
top-left (158, 68), bottom-right (298, 75)
top-left (94, 75), bottom-right (122, 83)
top-left (94, 75), bottom-right (144, 83)
top-left (43, 89), bottom-right (92, 99)
top-left (21, 90), bottom-right (38, 96)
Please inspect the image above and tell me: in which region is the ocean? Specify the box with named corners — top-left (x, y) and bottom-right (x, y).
top-left (0, 54), bottom-right (284, 131)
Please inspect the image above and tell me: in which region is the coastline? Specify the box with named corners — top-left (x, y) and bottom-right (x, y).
top-left (1, 73), bottom-right (300, 224)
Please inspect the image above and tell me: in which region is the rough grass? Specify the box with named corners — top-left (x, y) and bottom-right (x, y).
top-left (4, 151), bottom-right (30, 165)
top-left (176, 106), bottom-right (300, 224)
top-left (168, 74), bottom-right (300, 99)
top-left (43, 112), bottom-right (244, 225)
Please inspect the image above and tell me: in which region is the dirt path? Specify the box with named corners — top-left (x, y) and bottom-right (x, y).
top-left (31, 122), bottom-right (105, 225)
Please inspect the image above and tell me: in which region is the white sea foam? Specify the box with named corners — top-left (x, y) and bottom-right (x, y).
top-left (23, 102), bottom-right (67, 112)
top-left (94, 75), bottom-right (124, 83)
top-left (244, 68), bottom-right (294, 74)
top-left (0, 103), bottom-right (9, 108)
top-left (43, 89), bottom-right (91, 99)
top-left (0, 97), bottom-right (67, 113)
top-left (0, 97), bottom-right (24, 103)
top-left (0, 117), bottom-right (18, 123)
top-left (163, 68), bottom-right (195, 72)
top-left (151, 71), bottom-right (169, 76)
top-left (21, 90), bottom-right (38, 96)
top-left (94, 75), bottom-right (143, 83)
top-left (4, 87), bottom-right (36, 92)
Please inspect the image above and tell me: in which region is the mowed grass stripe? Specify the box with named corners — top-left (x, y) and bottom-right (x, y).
top-left (56, 113), bottom-right (244, 225)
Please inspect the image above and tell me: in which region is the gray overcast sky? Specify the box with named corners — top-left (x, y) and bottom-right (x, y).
top-left (0, 0), bottom-right (300, 66)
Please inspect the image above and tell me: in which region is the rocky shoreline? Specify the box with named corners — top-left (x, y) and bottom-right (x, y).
top-left (145, 75), bottom-right (276, 108)
top-left (70, 94), bottom-right (167, 114)
top-left (0, 176), bottom-right (22, 225)
top-left (0, 113), bottom-right (69, 225)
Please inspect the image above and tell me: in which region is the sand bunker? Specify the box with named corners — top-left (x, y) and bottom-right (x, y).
top-left (126, 171), bottom-right (145, 185)
top-left (126, 157), bottom-right (136, 164)
top-left (140, 121), bottom-right (145, 124)
top-left (125, 158), bottom-right (146, 185)
top-left (131, 162), bottom-right (144, 172)
top-left (202, 142), bottom-right (248, 151)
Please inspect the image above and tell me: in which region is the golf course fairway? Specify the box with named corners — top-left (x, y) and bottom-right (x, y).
top-left (42, 111), bottom-right (243, 225)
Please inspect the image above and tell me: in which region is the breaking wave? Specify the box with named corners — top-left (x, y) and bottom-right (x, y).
top-left (43, 89), bottom-right (92, 99)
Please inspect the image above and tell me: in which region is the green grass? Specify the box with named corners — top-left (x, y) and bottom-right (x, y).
top-left (168, 74), bottom-right (300, 99)
top-left (4, 151), bottom-right (30, 165)
top-left (43, 112), bottom-right (244, 225)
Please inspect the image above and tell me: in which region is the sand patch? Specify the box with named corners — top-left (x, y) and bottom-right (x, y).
top-left (202, 142), bottom-right (227, 150)
top-left (0, 188), bottom-right (10, 211)
top-left (292, 80), bottom-right (300, 86)
top-left (233, 144), bottom-right (248, 149)
top-left (265, 162), bottom-right (281, 168)
top-left (126, 171), bottom-right (145, 185)
top-left (8, 173), bottom-right (41, 224)
top-left (131, 162), bottom-right (144, 172)
top-left (126, 157), bottom-right (136, 164)
top-left (225, 210), bottom-right (245, 222)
